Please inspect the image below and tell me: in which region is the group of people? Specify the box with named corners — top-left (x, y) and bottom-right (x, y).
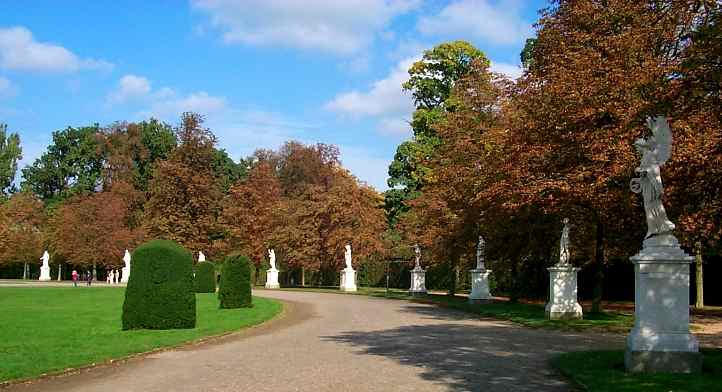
top-left (69, 270), bottom-right (121, 287)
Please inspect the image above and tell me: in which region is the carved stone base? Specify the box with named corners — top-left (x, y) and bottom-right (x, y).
top-left (625, 234), bottom-right (700, 373)
top-left (469, 269), bottom-right (492, 302)
top-left (121, 267), bottom-right (130, 283)
top-left (340, 268), bottom-right (357, 292)
top-left (545, 266), bottom-right (582, 320)
top-left (265, 269), bottom-right (279, 289)
top-left (409, 267), bottom-right (427, 295)
top-left (38, 266), bottom-right (51, 281)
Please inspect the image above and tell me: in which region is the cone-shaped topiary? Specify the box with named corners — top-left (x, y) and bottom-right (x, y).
top-left (122, 239), bottom-right (196, 330)
top-left (218, 253), bottom-right (252, 308)
top-left (193, 261), bottom-right (216, 293)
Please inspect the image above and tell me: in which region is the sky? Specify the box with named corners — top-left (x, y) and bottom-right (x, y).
top-left (0, 0), bottom-right (547, 191)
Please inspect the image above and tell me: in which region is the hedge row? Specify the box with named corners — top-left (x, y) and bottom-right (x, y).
top-left (218, 253), bottom-right (253, 309)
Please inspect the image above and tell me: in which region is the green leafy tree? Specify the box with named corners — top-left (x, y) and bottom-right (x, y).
top-left (21, 125), bottom-right (103, 202)
top-left (0, 124), bottom-right (22, 198)
top-left (385, 41), bottom-right (487, 225)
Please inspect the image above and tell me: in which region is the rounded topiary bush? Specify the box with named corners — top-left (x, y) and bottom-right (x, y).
top-left (194, 261), bottom-right (216, 293)
top-left (122, 239), bottom-right (196, 330)
top-left (218, 253), bottom-right (252, 309)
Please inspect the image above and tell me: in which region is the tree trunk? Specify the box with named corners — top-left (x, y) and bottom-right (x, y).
top-left (301, 266), bottom-right (306, 287)
top-left (447, 253), bottom-right (459, 297)
top-left (591, 220), bottom-right (605, 314)
top-left (695, 241), bottom-right (704, 309)
top-left (23, 262), bottom-right (28, 279)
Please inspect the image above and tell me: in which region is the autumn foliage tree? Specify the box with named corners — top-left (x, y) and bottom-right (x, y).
top-left (143, 113), bottom-right (223, 255)
top-left (0, 192), bottom-right (45, 274)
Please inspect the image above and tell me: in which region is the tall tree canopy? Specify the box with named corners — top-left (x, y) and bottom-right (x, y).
top-left (0, 191), bottom-right (45, 267)
top-left (0, 124), bottom-right (22, 198)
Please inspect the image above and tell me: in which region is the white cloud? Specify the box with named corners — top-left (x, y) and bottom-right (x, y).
top-left (417, 0), bottom-right (533, 46)
top-left (192, 0), bottom-right (419, 54)
top-left (325, 57), bottom-right (415, 117)
top-left (107, 74), bottom-right (152, 104)
top-left (0, 26), bottom-right (113, 72)
top-left (0, 76), bottom-right (16, 98)
top-left (338, 145), bottom-right (392, 191)
top-left (490, 61), bottom-right (523, 79)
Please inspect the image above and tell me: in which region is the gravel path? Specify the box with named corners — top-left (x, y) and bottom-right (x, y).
top-left (5, 290), bottom-right (624, 392)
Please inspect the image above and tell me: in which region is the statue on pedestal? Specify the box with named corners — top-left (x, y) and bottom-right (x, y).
top-left (630, 116), bottom-right (676, 239)
top-left (475, 235), bottom-right (485, 270)
top-left (198, 251), bottom-right (206, 263)
top-left (41, 251), bottom-right (49, 269)
top-left (414, 244), bottom-right (422, 269)
top-left (558, 218), bottom-right (570, 266)
top-left (344, 244), bottom-right (353, 270)
top-left (268, 249), bottom-right (277, 270)
top-left (121, 249), bottom-right (131, 283)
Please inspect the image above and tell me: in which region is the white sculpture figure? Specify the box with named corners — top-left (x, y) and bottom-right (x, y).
top-left (268, 249), bottom-right (277, 270)
top-left (121, 250), bottom-right (131, 283)
top-left (630, 116), bottom-right (676, 239)
top-left (106, 270), bottom-right (113, 284)
top-left (39, 251), bottom-right (51, 281)
top-left (558, 218), bottom-right (570, 266)
top-left (113, 269), bottom-right (119, 284)
top-left (344, 244), bottom-right (353, 270)
top-left (410, 244), bottom-right (427, 295)
top-left (625, 116), bottom-right (700, 373)
top-left (198, 251), bottom-right (206, 263)
top-left (340, 244), bottom-right (357, 292)
top-left (265, 248), bottom-right (280, 289)
top-left (475, 235), bottom-right (485, 270)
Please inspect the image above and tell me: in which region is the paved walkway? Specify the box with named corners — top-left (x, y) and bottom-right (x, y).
top-left (6, 290), bottom-right (623, 392)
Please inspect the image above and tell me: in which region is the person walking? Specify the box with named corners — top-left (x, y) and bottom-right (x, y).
top-left (86, 270), bottom-right (93, 286)
top-left (71, 270), bottom-right (79, 287)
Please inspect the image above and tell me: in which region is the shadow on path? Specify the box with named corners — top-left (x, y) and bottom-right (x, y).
top-left (323, 304), bottom-right (619, 392)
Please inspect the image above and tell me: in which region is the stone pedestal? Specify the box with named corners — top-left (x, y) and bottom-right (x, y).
top-left (469, 269), bottom-right (492, 302)
top-left (625, 235), bottom-right (701, 373)
top-left (545, 266), bottom-right (582, 320)
top-left (121, 266), bottom-right (130, 283)
top-left (38, 266), bottom-right (51, 281)
top-left (265, 268), bottom-right (280, 289)
top-left (409, 266), bottom-right (427, 295)
top-left (340, 268), bottom-right (357, 292)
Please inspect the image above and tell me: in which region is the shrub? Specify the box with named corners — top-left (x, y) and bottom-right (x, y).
top-left (218, 253), bottom-right (252, 308)
top-left (122, 239), bottom-right (196, 330)
top-left (194, 261), bottom-right (216, 293)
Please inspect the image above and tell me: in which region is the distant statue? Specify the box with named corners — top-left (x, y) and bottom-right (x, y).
top-left (268, 249), bottom-right (277, 270)
top-left (121, 249), bottom-right (131, 283)
top-left (40, 251), bottom-right (50, 268)
top-left (344, 244), bottom-right (353, 270)
top-left (123, 250), bottom-right (131, 269)
top-left (414, 244), bottom-right (421, 269)
top-left (476, 235), bottom-right (485, 270)
top-left (558, 218), bottom-right (570, 266)
top-left (630, 116), bottom-right (676, 239)
top-left (198, 251), bottom-right (206, 263)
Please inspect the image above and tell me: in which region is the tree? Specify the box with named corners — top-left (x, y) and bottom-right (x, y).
top-left (272, 143), bottom-right (386, 285)
top-left (21, 125), bottom-right (104, 202)
top-left (0, 192), bottom-right (45, 275)
top-left (219, 160), bottom-right (281, 264)
top-left (143, 113), bottom-right (222, 255)
top-left (0, 124), bottom-right (22, 198)
top-left (50, 190), bottom-right (142, 272)
top-left (386, 41), bottom-right (487, 225)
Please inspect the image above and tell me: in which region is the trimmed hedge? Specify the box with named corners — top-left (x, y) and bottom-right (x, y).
top-left (194, 261), bottom-right (216, 293)
top-left (122, 240), bottom-right (196, 330)
top-left (218, 253), bottom-right (252, 309)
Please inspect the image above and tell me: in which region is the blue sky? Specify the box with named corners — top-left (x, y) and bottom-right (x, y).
top-left (0, 0), bottom-right (547, 190)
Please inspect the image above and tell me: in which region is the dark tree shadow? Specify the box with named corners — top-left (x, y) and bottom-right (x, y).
top-left (323, 304), bottom-right (622, 392)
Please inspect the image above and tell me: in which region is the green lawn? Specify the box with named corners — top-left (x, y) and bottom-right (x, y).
top-left (272, 286), bottom-right (633, 332)
top-left (0, 287), bottom-right (282, 383)
top-left (553, 350), bottom-right (722, 392)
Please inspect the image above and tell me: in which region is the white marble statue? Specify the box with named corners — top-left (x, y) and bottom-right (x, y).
top-left (414, 244), bottom-right (422, 269)
top-left (630, 116), bottom-right (676, 239)
top-left (198, 251), bottom-right (206, 263)
top-left (475, 235), bottom-right (485, 270)
top-left (121, 249), bottom-right (131, 283)
top-left (344, 244), bottom-right (353, 270)
top-left (39, 250), bottom-right (51, 281)
top-left (268, 248), bottom-right (277, 270)
top-left (558, 218), bottom-right (570, 266)
top-left (113, 269), bottom-right (119, 284)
